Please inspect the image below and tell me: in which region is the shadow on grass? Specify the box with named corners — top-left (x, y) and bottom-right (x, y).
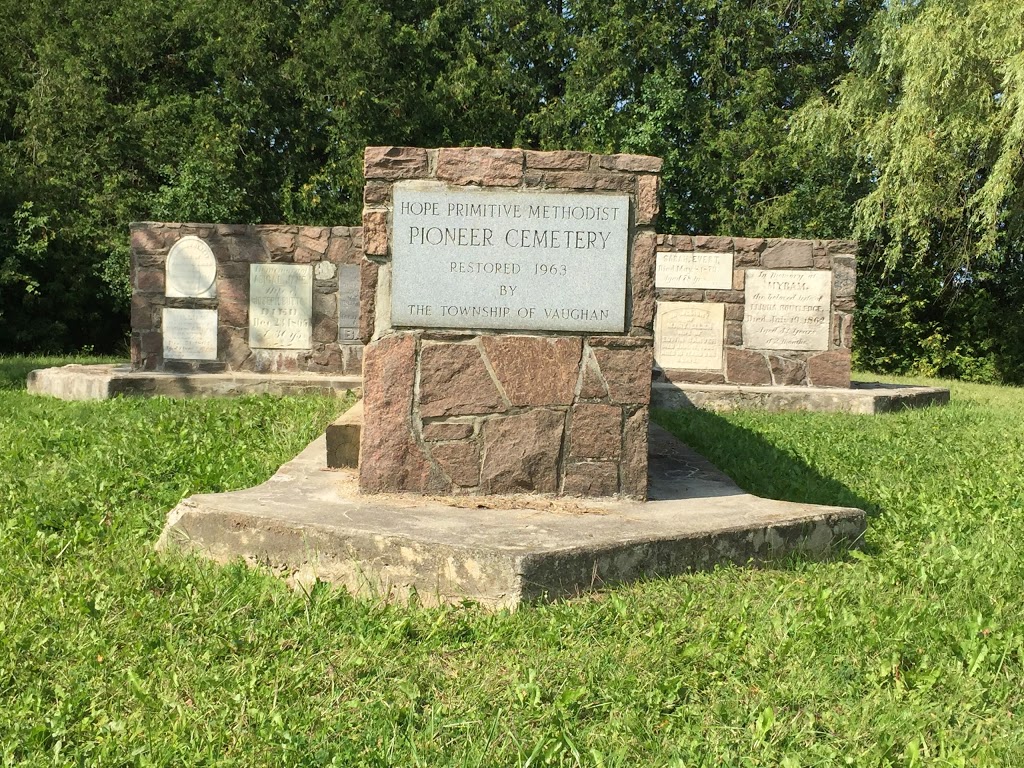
top-left (653, 407), bottom-right (878, 520)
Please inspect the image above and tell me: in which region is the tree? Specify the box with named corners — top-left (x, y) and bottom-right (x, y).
top-left (1, 0), bottom-right (884, 354)
top-left (798, 0), bottom-right (1024, 269)
top-left (0, 0), bottom-right (573, 352)
top-left (526, 0), bottom-right (881, 237)
top-left (794, 0), bottom-right (1024, 381)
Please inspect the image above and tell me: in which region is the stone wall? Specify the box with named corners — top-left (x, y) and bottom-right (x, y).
top-left (127, 169), bottom-right (857, 397)
top-left (653, 236), bottom-right (856, 387)
top-left (129, 222), bottom-right (364, 375)
top-left (358, 146), bottom-right (661, 498)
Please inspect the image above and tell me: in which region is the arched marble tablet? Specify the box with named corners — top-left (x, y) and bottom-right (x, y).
top-left (165, 236), bottom-right (217, 298)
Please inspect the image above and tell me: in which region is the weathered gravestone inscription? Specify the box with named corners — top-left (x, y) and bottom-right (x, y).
top-left (654, 302), bottom-right (725, 370)
top-left (337, 264), bottom-right (361, 342)
top-left (391, 186), bottom-right (630, 333)
top-left (130, 223), bottom-right (365, 374)
top-left (165, 236), bottom-right (217, 298)
top-left (249, 264), bottom-right (313, 349)
top-left (655, 251), bottom-right (732, 290)
top-left (162, 308), bottom-right (218, 360)
top-left (744, 269), bottom-right (831, 351)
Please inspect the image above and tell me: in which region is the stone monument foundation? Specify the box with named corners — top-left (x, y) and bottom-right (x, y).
top-left (358, 147), bottom-right (661, 499)
top-left (26, 143), bottom-right (954, 604)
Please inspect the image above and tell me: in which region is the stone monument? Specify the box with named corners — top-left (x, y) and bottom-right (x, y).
top-left (132, 145), bottom-right (946, 608)
top-left (652, 236), bottom-right (856, 387)
top-left (129, 223), bottom-right (365, 376)
top-left (357, 146), bottom-right (661, 498)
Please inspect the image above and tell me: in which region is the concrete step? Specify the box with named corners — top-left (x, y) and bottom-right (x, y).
top-left (157, 424), bottom-right (866, 610)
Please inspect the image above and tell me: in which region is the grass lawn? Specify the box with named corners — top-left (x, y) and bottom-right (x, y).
top-left (2, 357), bottom-right (1022, 766)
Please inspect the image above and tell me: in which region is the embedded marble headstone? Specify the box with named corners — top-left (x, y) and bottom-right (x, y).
top-left (337, 264), bottom-right (361, 342)
top-left (165, 236), bottom-right (217, 298)
top-left (249, 264), bottom-right (313, 349)
top-left (655, 251), bottom-right (732, 290)
top-left (654, 302), bottom-right (725, 370)
top-left (162, 308), bottom-right (218, 360)
top-left (744, 269), bottom-right (831, 351)
top-left (390, 185), bottom-right (630, 333)
top-left (313, 261), bottom-right (336, 281)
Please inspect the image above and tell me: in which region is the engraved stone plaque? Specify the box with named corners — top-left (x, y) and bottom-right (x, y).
top-left (744, 269), bottom-right (831, 351)
top-left (655, 302), bottom-right (725, 370)
top-left (162, 308), bottom-right (218, 360)
top-left (314, 261), bottom-right (337, 281)
top-left (165, 236), bottom-right (217, 298)
top-left (391, 185), bottom-right (630, 332)
top-left (337, 264), bottom-right (361, 342)
top-left (249, 264), bottom-right (313, 349)
top-left (656, 251), bottom-right (733, 290)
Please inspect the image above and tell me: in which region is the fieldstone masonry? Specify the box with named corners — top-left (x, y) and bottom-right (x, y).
top-left (653, 235), bottom-right (856, 387)
top-left (126, 151), bottom-right (860, 503)
top-left (129, 223), bottom-right (364, 375)
top-left (358, 146), bottom-right (661, 499)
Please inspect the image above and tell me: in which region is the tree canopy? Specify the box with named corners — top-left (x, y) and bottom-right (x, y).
top-left (1, 0), bottom-right (1021, 381)
top-left (791, 0), bottom-right (1024, 380)
top-left (800, 0), bottom-right (1024, 269)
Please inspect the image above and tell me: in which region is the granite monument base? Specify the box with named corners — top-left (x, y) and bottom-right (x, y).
top-left (26, 364), bottom-right (948, 414)
top-left (27, 364), bottom-right (359, 400)
top-left (157, 424), bottom-right (866, 610)
top-left (652, 380), bottom-right (951, 414)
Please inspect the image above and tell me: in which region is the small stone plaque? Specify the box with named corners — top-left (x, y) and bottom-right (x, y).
top-left (337, 264), bottom-right (360, 342)
top-left (314, 261), bottom-right (337, 281)
top-left (165, 236), bottom-right (217, 298)
top-left (655, 302), bottom-right (725, 370)
top-left (249, 264), bottom-right (313, 349)
top-left (744, 269), bottom-right (831, 351)
top-left (391, 185), bottom-right (630, 332)
top-left (162, 308), bottom-right (218, 360)
top-left (656, 251), bottom-right (733, 289)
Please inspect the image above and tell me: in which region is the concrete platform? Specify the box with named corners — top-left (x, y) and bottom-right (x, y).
top-left (652, 380), bottom-right (950, 414)
top-left (28, 365), bottom-right (947, 415)
top-left (157, 425), bottom-right (866, 609)
top-left (27, 364), bottom-right (359, 400)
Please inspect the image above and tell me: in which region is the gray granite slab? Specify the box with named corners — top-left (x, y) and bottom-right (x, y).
top-left (337, 264), bottom-right (360, 342)
top-left (391, 184), bottom-right (630, 332)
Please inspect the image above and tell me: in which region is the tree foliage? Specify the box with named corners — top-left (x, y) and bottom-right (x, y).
top-left (805, 0), bottom-right (1024, 269)
top-left (6, 0), bottom-right (1019, 382)
top-left (1, 0), bottom-right (877, 354)
top-left (792, 0), bottom-right (1024, 381)
top-left (530, 0), bottom-right (879, 238)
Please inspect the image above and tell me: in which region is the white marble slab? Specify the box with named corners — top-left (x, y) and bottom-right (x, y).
top-left (249, 264), bottom-right (313, 349)
top-left (744, 269), bottom-right (831, 351)
top-left (314, 261), bottom-right (337, 281)
top-left (162, 308), bottom-right (218, 360)
top-left (656, 251), bottom-right (733, 290)
top-left (165, 236), bottom-right (217, 298)
top-left (654, 302), bottom-right (725, 370)
top-left (390, 185), bottom-right (630, 332)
